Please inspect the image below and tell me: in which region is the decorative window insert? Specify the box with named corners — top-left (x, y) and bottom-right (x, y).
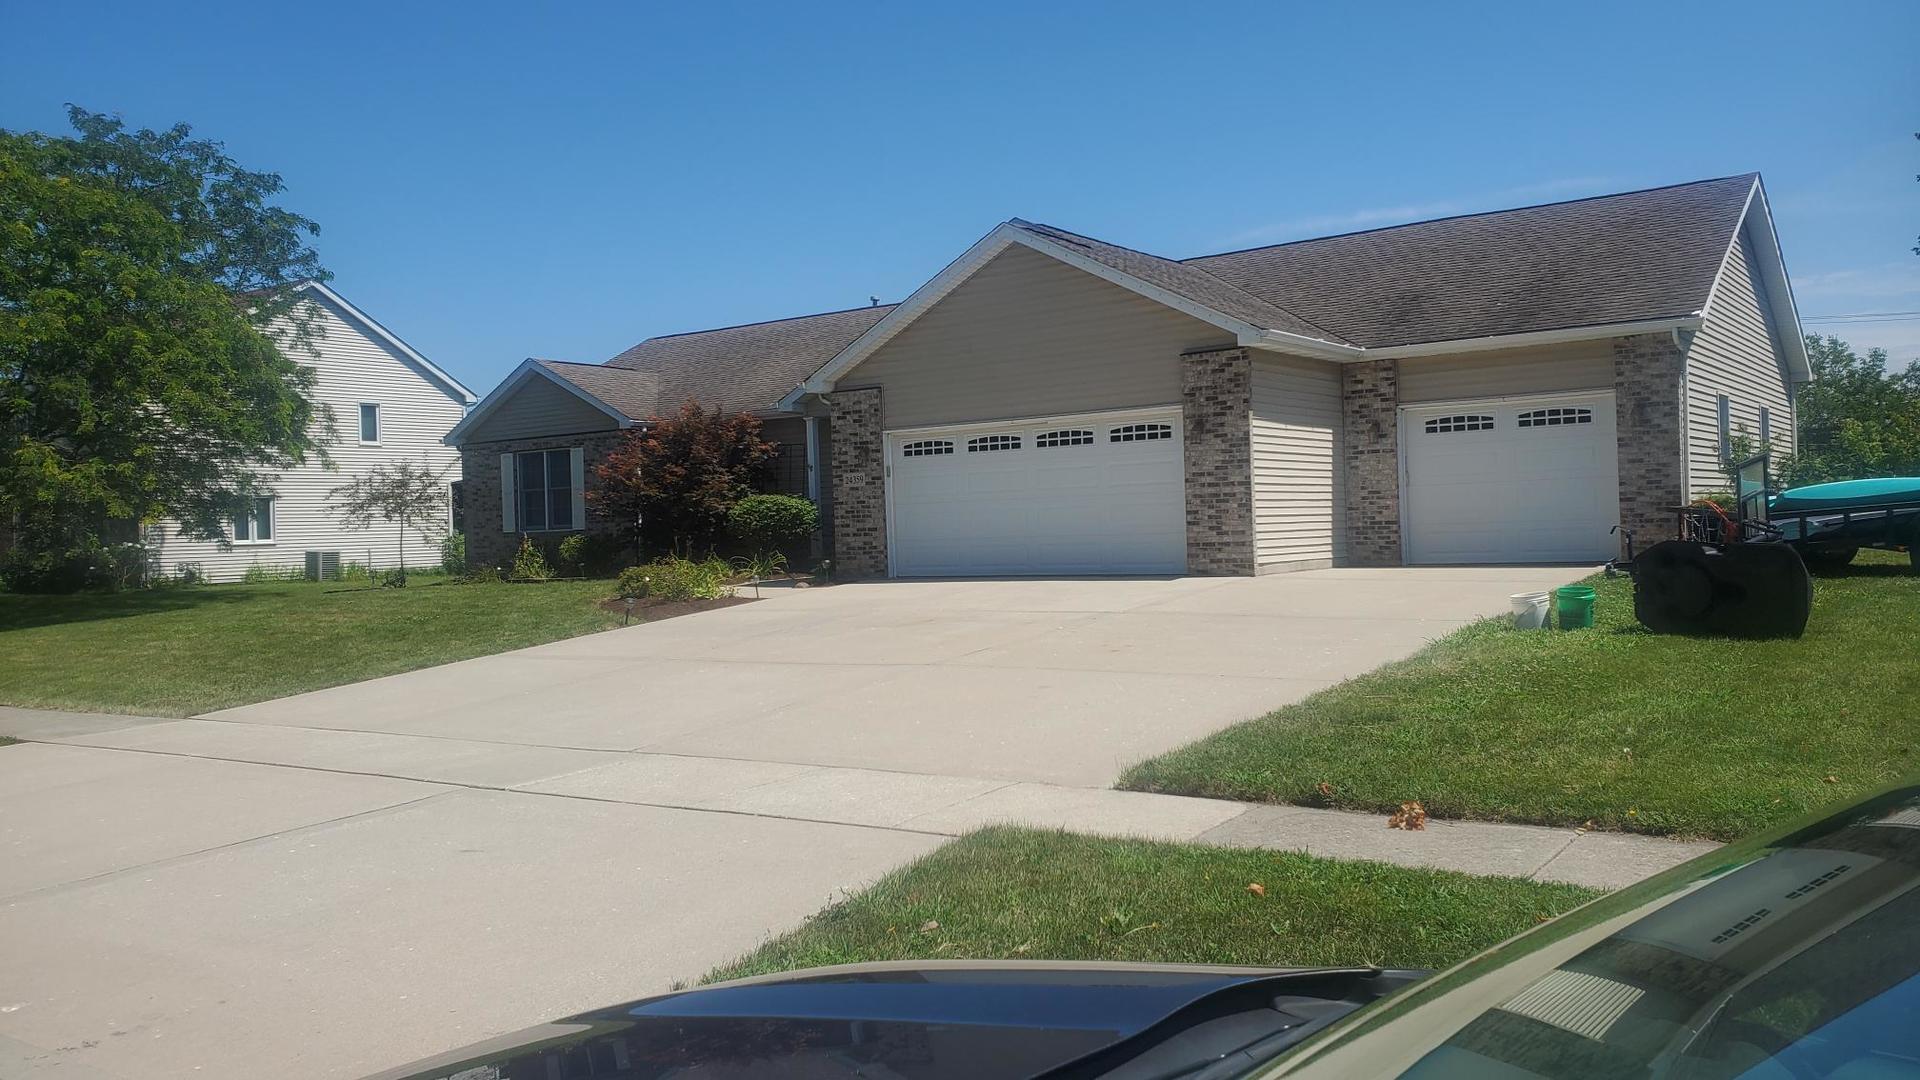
top-left (1110, 423), bottom-right (1173, 443)
top-left (1516, 407), bottom-right (1593, 428)
top-left (1035, 429), bottom-right (1095, 448)
top-left (967, 434), bottom-right (1021, 453)
top-left (900, 440), bottom-right (954, 457)
top-left (514, 448), bottom-right (574, 531)
top-left (1423, 415), bottom-right (1494, 434)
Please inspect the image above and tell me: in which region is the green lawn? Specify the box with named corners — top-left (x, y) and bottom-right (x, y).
top-left (707, 827), bottom-right (1599, 983)
top-left (0, 577), bottom-right (625, 716)
top-left (1123, 552), bottom-right (1920, 841)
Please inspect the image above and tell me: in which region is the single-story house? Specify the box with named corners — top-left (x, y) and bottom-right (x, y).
top-left (447, 173), bottom-right (1805, 577)
top-left (146, 282), bottom-right (476, 582)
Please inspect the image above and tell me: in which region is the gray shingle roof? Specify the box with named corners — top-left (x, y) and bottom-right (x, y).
top-left (1182, 174), bottom-right (1757, 348)
top-left (596, 304), bottom-right (897, 417)
top-left (528, 176), bottom-right (1759, 425)
top-left (534, 360), bottom-right (659, 419)
top-left (1008, 220), bottom-right (1352, 345)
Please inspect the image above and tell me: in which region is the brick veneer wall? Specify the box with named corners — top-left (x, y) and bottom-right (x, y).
top-left (460, 431), bottom-right (628, 569)
top-left (1180, 347), bottom-right (1256, 576)
top-left (828, 388), bottom-right (887, 578)
top-left (1612, 332), bottom-right (1687, 550)
top-left (1342, 359), bottom-right (1401, 565)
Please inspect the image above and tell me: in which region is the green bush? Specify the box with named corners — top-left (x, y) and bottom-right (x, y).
top-left (1, 535), bottom-right (148, 593)
top-left (440, 532), bottom-right (466, 576)
top-left (511, 535), bottom-right (554, 581)
top-left (462, 565), bottom-right (503, 584)
top-left (616, 555), bottom-right (734, 601)
top-left (728, 494), bottom-right (817, 555)
top-left (557, 533), bottom-right (588, 575)
top-left (241, 562), bottom-right (305, 584)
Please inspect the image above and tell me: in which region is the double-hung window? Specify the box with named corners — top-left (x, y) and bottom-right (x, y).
top-left (359, 403), bottom-right (381, 444)
top-left (514, 449), bottom-right (574, 531)
top-left (232, 496), bottom-right (275, 544)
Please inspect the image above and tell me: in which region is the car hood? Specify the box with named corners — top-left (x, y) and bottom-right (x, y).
top-left (365, 960), bottom-right (1412, 1080)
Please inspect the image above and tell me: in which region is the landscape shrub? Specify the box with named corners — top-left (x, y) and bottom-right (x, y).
top-left (511, 536), bottom-right (554, 581)
top-left (440, 532), bottom-right (466, 576)
top-left (557, 533), bottom-right (588, 575)
top-left (1, 536), bottom-right (148, 593)
top-left (241, 562), bottom-right (306, 584)
top-left (615, 555), bottom-right (733, 601)
top-left (728, 494), bottom-right (817, 557)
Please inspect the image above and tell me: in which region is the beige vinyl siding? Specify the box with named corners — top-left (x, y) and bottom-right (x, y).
top-left (840, 244), bottom-right (1231, 430)
top-left (146, 296), bottom-right (469, 582)
top-left (1398, 339), bottom-right (1615, 404)
top-left (463, 376), bottom-right (618, 442)
top-left (1251, 355), bottom-right (1345, 569)
top-left (1684, 227), bottom-right (1795, 498)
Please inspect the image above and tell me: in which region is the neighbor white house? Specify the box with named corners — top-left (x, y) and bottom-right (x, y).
top-left (144, 282), bottom-right (476, 582)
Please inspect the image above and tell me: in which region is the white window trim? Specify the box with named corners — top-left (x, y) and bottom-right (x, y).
top-left (358, 402), bottom-right (382, 446)
top-left (501, 446), bottom-right (586, 533)
top-left (232, 496), bottom-right (276, 546)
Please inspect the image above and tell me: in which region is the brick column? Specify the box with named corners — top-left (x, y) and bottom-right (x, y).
top-left (1342, 359), bottom-right (1401, 565)
top-left (1180, 347), bottom-right (1255, 576)
top-left (828, 387), bottom-right (887, 578)
top-left (1613, 333), bottom-right (1687, 551)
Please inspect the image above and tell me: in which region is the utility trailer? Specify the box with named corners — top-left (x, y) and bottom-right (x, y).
top-left (1766, 476), bottom-right (1920, 571)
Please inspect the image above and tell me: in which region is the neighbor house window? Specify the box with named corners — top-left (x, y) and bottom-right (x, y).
top-left (359, 403), bottom-right (381, 444)
top-left (1759, 407), bottom-right (1772, 448)
top-left (232, 496), bottom-right (275, 544)
top-left (1717, 395), bottom-right (1732, 459)
top-left (514, 449), bottom-right (573, 531)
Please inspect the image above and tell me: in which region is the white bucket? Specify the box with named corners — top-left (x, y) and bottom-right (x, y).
top-left (1510, 591), bottom-right (1551, 629)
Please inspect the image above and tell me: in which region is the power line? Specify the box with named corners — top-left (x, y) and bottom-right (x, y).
top-left (1801, 310), bottom-right (1920, 322)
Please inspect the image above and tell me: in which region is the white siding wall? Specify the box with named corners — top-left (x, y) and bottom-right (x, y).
top-left (462, 376), bottom-right (618, 442)
top-left (146, 296), bottom-right (470, 582)
top-left (841, 244), bottom-right (1231, 429)
top-left (1684, 227), bottom-right (1796, 497)
top-left (1251, 355), bottom-right (1345, 569)
top-left (1398, 339), bottom-right (1615, 404)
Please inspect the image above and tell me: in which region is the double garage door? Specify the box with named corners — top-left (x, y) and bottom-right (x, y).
top-left (886, 409), bottom-right (1185, 577)
top-left (1401, 392), bottom-right (1620, 564)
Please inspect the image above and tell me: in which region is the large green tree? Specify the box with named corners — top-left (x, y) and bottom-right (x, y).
top-left (0, 106), bottom-right (327, 589)
top-left (1784, 334), bottom-right (1920, 485)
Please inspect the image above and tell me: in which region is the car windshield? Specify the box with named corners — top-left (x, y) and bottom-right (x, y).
top-left (1263, 787), bottom-right (1920, 1080)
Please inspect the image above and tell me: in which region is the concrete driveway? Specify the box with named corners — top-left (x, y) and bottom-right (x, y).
top-left (0, 566), bottom-right (1586, 1079)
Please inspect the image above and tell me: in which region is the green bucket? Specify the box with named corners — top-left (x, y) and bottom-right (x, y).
top-left (1555, 585), bottom-right (1596, 629)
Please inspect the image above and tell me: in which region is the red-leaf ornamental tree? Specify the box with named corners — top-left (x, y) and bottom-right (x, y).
top-left (589, 400), bottom-right (776, 556)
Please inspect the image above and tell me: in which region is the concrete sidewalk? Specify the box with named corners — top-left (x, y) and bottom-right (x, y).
top-left (9, 707), bottom-right (1714, 891)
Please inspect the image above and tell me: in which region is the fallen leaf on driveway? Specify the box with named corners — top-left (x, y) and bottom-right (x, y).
top-left (1387, 801), bottom-right (1428, 831)
top-left (1246, 882), bottom-right (1266, 897)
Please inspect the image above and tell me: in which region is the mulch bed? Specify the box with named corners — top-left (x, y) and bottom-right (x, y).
top-left (595, 594), bottom-right (757, 623)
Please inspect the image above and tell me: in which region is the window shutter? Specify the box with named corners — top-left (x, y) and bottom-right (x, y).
top-left (569, 447), bottom-right (586, 530)
top-left (499, 453), bottom-right (516, 532)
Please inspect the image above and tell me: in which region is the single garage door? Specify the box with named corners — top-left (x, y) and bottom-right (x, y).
top-left (887, 409), bottom-right (1186, 576)
top-left (1401, 393), bottom-right (1620, 564)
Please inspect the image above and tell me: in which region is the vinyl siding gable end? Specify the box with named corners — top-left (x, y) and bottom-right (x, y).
top-left (1684, 225), bottom-right (1796, 497)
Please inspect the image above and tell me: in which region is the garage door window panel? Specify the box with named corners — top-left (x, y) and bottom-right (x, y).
top-left (1424, 414), bottom-right (1495, 434)
top-left (901, 440), bottom-right (954, 457)
top-left (1035, 429), bottom-right (1095, 448)
top-left (1111, 423), bottom-right (1173, 443)
top-left (968, 434), bottom-right (1022, 453)
top-left (1517, 407), bottom-right (1593, 428)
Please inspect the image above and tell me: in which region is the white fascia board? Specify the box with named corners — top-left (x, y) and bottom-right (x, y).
top-left (1367, 316), bottom-right (1705, 360)
top-left (780, 224), bottom-right (1020, 410)
top-left (1739, 180), bottom-right (1812, 382)
top-left (1244, 329), bottom-right (1364, 360)
top-left (442, 360), bottom-right (633, 446)
top-left (296, 281), bottom-right (478, 404)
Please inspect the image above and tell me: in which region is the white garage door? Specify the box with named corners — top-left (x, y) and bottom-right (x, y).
top-left (887, 410), bottom-right (1186, 577)
top-left (1401, 393), bottom-right (1620, 564)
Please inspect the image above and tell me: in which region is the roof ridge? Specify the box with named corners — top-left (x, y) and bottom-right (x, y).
top-left (623, 301), bottom-right (901, 348)
top-left (1185, 173), bottom-right (1761, 262)
top-left (1012, 219), bottom-right (1354, 345)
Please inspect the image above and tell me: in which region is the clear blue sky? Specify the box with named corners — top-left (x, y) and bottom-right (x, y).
top-left (5, 1), bottom-right (1917, 393)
